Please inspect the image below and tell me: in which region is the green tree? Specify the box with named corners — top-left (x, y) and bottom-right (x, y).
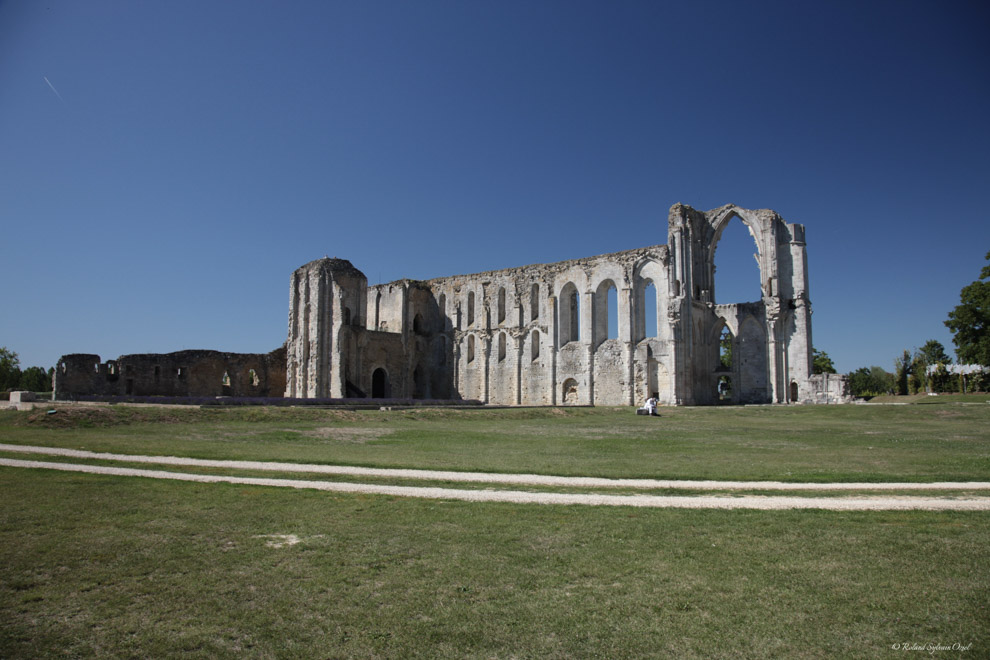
top-left (894, 349), bottom-right (913, 395)
top-left (945, 251), bottom-right (990, 366)
top-left (18, 366), bottom-right (51, 392)
top-left (812, 348), bottom-right (836, 374)
top-left (847, 366), bottom-right (895, 397)
top-left (916, 339), bottom-right (954, 392)
top-left (919, 339), bottom-right (952, 366)
top-left (0, 347), bottom-right (21, 391)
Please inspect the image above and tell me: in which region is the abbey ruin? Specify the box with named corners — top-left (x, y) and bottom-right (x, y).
top-left (55, 203), bottom-right (845, 405)
top-left (284, 203), bottom-right (843, 406)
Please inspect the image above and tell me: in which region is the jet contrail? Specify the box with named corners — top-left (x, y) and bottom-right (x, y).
top-left (43, 76), bottom-right (64, 103)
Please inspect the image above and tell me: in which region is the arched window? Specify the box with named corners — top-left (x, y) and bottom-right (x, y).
top-left (467, 335), bottom-right (475, 363)
top-left (607, 285), bottom-right (617, 340)
top-left (530, 283), bottom-right (539, 321)
top-left (559, 283), bottom-right (580, 344)
top-left (497, 287), bottom-right (506, 325)
top-left (467, 292), bottom-right (475, 326)
top-left (719, 326), bottom-right (733, 370)
top-left (593, 279), bottom-right (618, 346)
top-left (531, 330), bottom-right (540, 361)
top-left (637, 279), bottom-right (658, 341)
top-left (413, 313), bottom-right (426, 335)
top-left (715, 217), bottom-right (762, 303)
top-left (375, 292), bottom-right (382, 329)
top-left (438, 293), bottom-right (446, 330)
top-left (343, 307), bottom-right (351, 326)
top-left (498, 332), bottom-right (506, 362)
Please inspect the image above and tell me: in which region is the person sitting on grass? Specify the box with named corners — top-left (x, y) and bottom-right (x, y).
top-left (644, 395), bottom-right (658, 416)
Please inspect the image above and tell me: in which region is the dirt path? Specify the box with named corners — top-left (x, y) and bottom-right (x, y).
top-left (2, 443), bottom-right (989, 491)
top-left (2, 444), bottom-right (990, 511)
top-left (2, 457), bottom-right (989, 510)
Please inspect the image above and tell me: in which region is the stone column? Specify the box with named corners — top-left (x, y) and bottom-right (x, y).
top-left (482, 336), bottom-right (491, 404)
top-left (514, 335), bottom-right (523, 405)
top-left (621, 286), bottom-right (635, 405)
top-left (582, 290), bottom-right (594, 404)
top-left (549, 296), bottom-right (558, 405)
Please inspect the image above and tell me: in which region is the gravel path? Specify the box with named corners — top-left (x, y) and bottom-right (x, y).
top-left (2, 445), bottom-right (990, 511)
top-left (2, 443), bottom-right (989, 491)
top-left (1, 457), bottom-right (989, 510)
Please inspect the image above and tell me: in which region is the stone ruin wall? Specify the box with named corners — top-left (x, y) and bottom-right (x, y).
top-left (415, 244), bottom-right (673, 406)
top-left (283, 203), bottom-right (842, 406)
top-left (54, 348), bottom-right (286, 399)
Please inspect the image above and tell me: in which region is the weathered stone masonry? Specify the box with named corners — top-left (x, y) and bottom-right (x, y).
top-left (285, 203), bottom-right (846, 405)
top-left (55, 348), bottom-right (286, 399)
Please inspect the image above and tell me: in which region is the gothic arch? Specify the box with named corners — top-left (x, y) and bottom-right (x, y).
top-left (593, 278), bottom-right (619, 347)
top-left (704, 205), bottom-right (781, 304)
top-left (558, 281), bottom-right (581, 345)
top-left (634, 258), bottom-right (665, 342)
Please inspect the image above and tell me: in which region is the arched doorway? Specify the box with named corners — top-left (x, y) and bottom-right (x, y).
top-left (372, 368), bottom-right (389, 398)
top-left (718, 375), bottom-right (733, 402)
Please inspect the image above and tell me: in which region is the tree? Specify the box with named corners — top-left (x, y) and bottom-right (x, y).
top-left (812, 348), bottom-right (836, 374)
top-left (945, 251), bottom-right (990, 366)
top-left (916, 339), bottom-right (953, 392)
top-left (894, 349), bottom-right (913, 395)
top-left (918, 339), bottom-right (952, 366)
top-left (848, 365), bottom-right (896, 397)
top-left (0, 347), bottom-right (21, 392)
top-left (18, 366), bottom-right (51, 392)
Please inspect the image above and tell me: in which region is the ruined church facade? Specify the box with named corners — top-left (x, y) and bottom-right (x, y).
top-left (285, 203), bottom-right (834, 406)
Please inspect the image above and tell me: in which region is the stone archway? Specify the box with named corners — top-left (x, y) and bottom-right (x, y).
top-left (372, 368), bottom-right (389, 398)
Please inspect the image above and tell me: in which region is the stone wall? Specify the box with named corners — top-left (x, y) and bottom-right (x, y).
top-left (803, 373), bottom-right (853, 404)
top-left (281, 202), bottom-right (825, 406)
top-left (54, 348), bottom-right (286, 399)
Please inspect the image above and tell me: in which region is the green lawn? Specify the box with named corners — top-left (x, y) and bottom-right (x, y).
top-left (1, 402), bottom-right (989, 658)
top-left (2, 402), bottom-right (989, 482)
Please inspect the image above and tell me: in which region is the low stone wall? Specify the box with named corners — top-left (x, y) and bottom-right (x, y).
top-left (54, 347), bottom-right (287, 400)
top-left (803, 373), bottom-right (853, 404)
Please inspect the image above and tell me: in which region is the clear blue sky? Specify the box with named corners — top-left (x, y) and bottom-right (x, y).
top-left (2, 0), bottom-right (988, 375)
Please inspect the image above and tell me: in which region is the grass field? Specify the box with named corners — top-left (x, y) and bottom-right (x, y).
top-left (2, 401), bottom-right (989, 658)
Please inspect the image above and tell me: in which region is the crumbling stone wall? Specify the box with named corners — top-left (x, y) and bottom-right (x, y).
top-left (285, 203), bottom-right (834, 405)
top-left (54, 348), bottom-right (286, 399)
top-left (804, 373), bottom-right (853, 404)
